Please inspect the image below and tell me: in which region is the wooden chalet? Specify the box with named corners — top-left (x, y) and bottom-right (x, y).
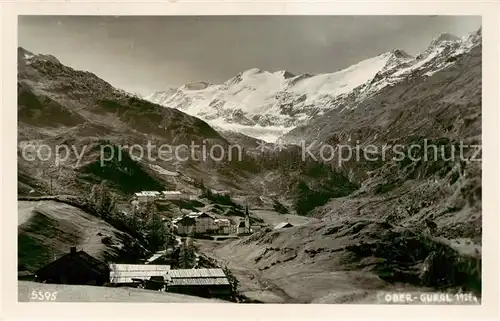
top-left (34, 247), bottom-right (109, 285)
top-left (166, 268), bottom-right (232, 298)
top-left (108, 263), bottom-right (171, 290)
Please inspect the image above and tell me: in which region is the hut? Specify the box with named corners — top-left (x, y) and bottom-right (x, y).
top-left (167, 268), bottom-right (231, 299)
top-left (34, 247), bottom-right (109, 285)
top-left (108, 263), bottom-right (171, 289)
top-left (274, 222), bottom-right (294, 230)
top-left (162, 190), bottom-right (184, 200)
top-left (144, 249), bottom-right (174, 265)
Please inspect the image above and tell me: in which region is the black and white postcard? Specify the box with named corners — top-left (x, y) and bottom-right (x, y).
top-left (1, 2), bottom-right (499, 321)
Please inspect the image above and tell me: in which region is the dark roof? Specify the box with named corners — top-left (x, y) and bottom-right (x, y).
top-left (198, 212), bottom-right (215, 219)
top-left (36, 250), bottom-right (109, 278)
top-left (178, 216), bottom-right (196, 225)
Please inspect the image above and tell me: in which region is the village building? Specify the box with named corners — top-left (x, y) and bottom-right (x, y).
top-left (210, 189), bottom-right (229, 195)
top-left (251, 224), bottom-right (264, 232)
top-left (108, 264), bottom-right (231, 298)
top-left (194, 212), bottom-right (216, 234)
top-left (134, 191), bottom-right (161, 203)
top-left (187, 212), bottom-right (202, 219)
top-left (236, 211), bottom-right (251, 235)
top-left (108, 263), bottom-right (171, 290)
top-left (161, 190), bottom-right (184, 200)
top-left (173, 215), bottom-right (197, 235)
top-left (34, 247), bottom-right (110, 285)
top-left (166, 268), bottom-right (232, 299)
top-left (145, 253), bottom-right (165, 265)
top-left (214, 218), bottom-right (231, 234)
top-left (237, 220), bottom-right (246, 234)
top-left (173, 212), bottom-right (218, 236)
top-left (274, 222), bottom-right (295, 230)
top-left (144, 249), bottom-right (174, 265)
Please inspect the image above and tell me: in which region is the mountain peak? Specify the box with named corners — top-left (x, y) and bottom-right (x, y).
top-left (17, 47), bottom-right (62, 65)
top-left (275, 70), bottom-right (296, 79)
top-left (390, 49), bottom-right (412, 59)
top-left (18, 47), bottom-right (34, 58)
top-left (429, 32), bottom-right (460, 48)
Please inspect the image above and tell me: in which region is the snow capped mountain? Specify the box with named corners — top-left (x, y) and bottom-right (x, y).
top-left (147, 88), bottom-right (178, 102)
top-left (146, 29), bottom-right (481, 142)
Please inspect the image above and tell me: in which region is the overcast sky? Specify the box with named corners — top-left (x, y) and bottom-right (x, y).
top-left (18, 15), bottom-right (481, 96)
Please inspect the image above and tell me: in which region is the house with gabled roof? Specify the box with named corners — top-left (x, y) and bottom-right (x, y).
top-left (173, 212), bottom-right (219, 235)
top-left (214, 218), bottom-right (231, 234)
top-left (194, 212), bottom-right (216, 234)
top-left (34, 247), bottom-right (109, 285)
top-left (174, 215), bottom-right (197, 235)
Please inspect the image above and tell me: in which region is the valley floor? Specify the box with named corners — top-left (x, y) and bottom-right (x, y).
top-left (249, 209), bottom-right (318, 227)
top-left (196, 208), bottom-right (481, 304)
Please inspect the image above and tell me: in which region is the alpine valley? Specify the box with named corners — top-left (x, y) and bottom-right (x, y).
top-left (18, 28), bottom-right (482, 303)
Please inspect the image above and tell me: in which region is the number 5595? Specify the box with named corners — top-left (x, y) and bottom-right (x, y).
top-left (30, 290), bottom-right (57, 301)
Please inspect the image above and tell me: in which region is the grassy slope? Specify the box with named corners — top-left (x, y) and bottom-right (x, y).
top-left (18, 200), bottom-right (135, 272)
top-left (201, 218), bottom-right (480, 303)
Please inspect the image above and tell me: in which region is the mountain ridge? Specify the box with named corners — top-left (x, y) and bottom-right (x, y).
top-left (145, 29), bottom-right (480, 143)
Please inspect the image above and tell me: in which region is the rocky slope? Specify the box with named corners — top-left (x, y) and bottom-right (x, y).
top-left (146, 31), bottom-right (480, 143)
top-left (18, 200), bottom-right (141, 272)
